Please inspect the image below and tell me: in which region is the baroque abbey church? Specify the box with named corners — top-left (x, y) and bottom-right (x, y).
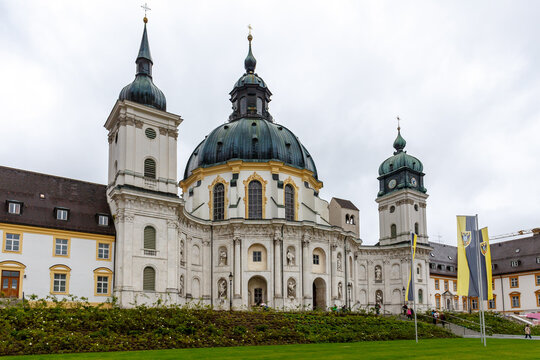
top-left (0, 19), bottom-right (432, 314)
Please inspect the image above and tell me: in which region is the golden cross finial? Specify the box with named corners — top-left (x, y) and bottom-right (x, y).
top-left (141, 2), bottom-right (151, 22)
top-left (248, 24), bottom-right (253, 36)
top-left (396, 116), bottom-right (401, 131)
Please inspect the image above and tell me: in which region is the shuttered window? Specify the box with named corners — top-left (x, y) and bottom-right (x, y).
top-left (144, 226), bottom-right (156, 250)
top-left (213, 183), bottom-right (225, 220)
top-left (143, 267), bottom-right (155, 291)
top-left (248, 180), bottom-right (262, 219)
top-left (285, 184), bottom-right (295, 221)
top-left (144, 158), bottom-right (156, 179)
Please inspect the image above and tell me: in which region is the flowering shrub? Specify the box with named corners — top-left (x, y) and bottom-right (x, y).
top-left (0, 297), bottom-right (454, 356)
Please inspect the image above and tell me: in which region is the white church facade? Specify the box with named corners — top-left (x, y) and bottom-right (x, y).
top-left (1, 19), bottom-right (435, 314)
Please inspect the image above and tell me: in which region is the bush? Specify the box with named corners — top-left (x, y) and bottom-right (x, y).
top-left (0, 298), bottom-right (454, 356)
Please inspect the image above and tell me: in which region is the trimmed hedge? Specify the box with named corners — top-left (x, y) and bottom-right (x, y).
top-left (0, 300), bottom-right (454, 356)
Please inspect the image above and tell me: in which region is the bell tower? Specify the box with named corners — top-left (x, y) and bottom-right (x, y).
top-left (104, 16), bottom-right (183, 307)
top-left (375, 124), bottom-right (428, 245)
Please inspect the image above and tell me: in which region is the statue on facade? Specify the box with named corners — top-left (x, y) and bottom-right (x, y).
top-left (287, 278), bottom-right (296, 298)
top-left (219, 248), bottom-right (227, 266)
top-left (179, 275), bottom-right (184, 296)
top-left (286, 247), bottom-right (295, 266)
top-left (180, 240), bottom-right (185, 262)
top-left (375, 265), bottom-right (382, 281)
top-left (376, 290), bottom-right (383, 305)
top-left (218, 279), bottom-right (227, 299)
top-left (338, 282), bottom-right (343, 299)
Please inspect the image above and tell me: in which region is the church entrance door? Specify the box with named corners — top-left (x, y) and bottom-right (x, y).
top-left (248, 276), bottom-right (267, 306)
top-left (312, 277), bottom-right (326, 310)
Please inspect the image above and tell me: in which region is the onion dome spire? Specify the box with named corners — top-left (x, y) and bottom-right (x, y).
top-left (244, 27), bottom-right (257, 73)
top-left (118, 16), bottom-right (166, 111)
top-left (393, 127), bottom-right (406, 154)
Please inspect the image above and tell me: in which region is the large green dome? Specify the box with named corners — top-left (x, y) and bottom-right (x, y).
top-left (184, 34), bottom-right (317, 180)
top-left (184, 118), bottom-right (318, 179)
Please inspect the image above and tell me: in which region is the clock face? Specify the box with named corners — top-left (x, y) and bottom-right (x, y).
top-left (411, 177), bottom-right (417, 187)
top-left (388, 179), bottom-right (397, 189)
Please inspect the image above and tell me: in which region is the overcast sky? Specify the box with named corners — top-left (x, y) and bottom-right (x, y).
top-left (2, 1), bottom-right (539, 245)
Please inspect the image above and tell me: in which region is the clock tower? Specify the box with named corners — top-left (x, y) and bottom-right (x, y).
top-left (376, 126), bottom-right (428, 246)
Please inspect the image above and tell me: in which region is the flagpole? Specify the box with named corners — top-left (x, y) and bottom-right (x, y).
top-left (411, 232), bottom-right (418, 343)
top-left (475, 215), bottom-right (486, 346)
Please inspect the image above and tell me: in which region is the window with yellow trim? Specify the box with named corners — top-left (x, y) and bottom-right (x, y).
top-left (49, 265), bottom-right (71, 295)
top-left (94, 268), bottom-right (113, 296)
top-left (96, 242), bottom-right (111, 261)
top-left (510, 277), bottom-right (519, 288)
top-left (470, 297), bottom-right (478, 310)
top-left (435, 294), bottom-right (441, 309)
top-left (243, 173), bottom-right (267, 219)
top-left (53, 237), bottom-right (70, 257)
top-left (434, 279), bottom-right (439, 290)
top-left (453, 280), bottom-right (457, 292)
top-left (488, 295), bottom-right (496, 309)
top-left (444, 280), bottom-right (449, 291)
top-left (208, 176), bottom-right (229, 221)
top-left (535, 290), bottom-right (540, 307)
top-left (535, 273), bottom-right (540, 286)
top-left (510, 292), bottom-right (521, 308)
top-left (283, 177), bottom-right (299, 221)
top-left (3, 232), bottom-right (22, 254)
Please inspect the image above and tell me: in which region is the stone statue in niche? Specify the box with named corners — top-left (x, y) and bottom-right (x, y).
top-left (376, 290), bottom-right (383, 305)
top-left (286, 247), bottom-right (295, 266)
top-left (287, 278), bottom-right (296, 298)
top-left (338, 282), bottom-right (343, 299)
top-left (180, 240), bottom-right (185, 261)
top-left (219, 247), bottom-right (227, 266)
top-left (337, 253), bottom-right (343, 271)
top-left (179, 275), bottom-right (184, 296)
top-left (218, 279), bottom-right (227, 299)
top-left (375, 265), bottom-right (382, 281)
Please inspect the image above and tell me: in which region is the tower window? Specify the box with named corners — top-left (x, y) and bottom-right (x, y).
top-left (143, 267), bottom-right (156, 291)
top-left (143, 226), bottom-right (156, 250)
top-left (145, 128), bottom-right (157, 139)
top-left (213, 183), bottom-right (225, 220)
top-left (253, 251), bottom-right (262, 262)
top-left (414, 222), bottom-right (419, 235)
top-left (248, 180), bottom-right (263, 219)
top-left (390, 206), bottom-right (395, 213)
top-left (350, 215), bottom-right (355, 225)
top-left (285, 184), bottom-right (295, 221)
top-left (414, 204), bottom-right (419, 211)
top-left (144, 158), bottom-right (156, 179)
top-left (345, 214), bottom-right (350, 223)
top-left (390, 224), bottom-right (397, 238)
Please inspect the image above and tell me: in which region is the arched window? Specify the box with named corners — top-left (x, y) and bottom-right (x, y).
top-left (144, 226), bottom-right (156, 250)
top-left (285, 184), bottom-right (295, 221)
top-left (414, 222), bottom-right (419, 235)
top-left (248, 180), bottom-right (262, 219)
top-left (144, 158), bottom-right (156, 179)
top-left (213, 183), bottom-right (225, 220)
top-left (143, 266), bottom-right (155, 291)
top-left (390, 224), bottom-right (397, 238)
top-left (350, 215), bottom-right (355, 225)
top-left (345, 214), bottom-right (350, 224)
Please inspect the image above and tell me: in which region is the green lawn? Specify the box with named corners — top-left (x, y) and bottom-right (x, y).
top-left (3, 338), bottom-right (538, 360)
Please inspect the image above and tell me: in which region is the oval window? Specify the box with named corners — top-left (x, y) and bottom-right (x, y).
top-left (145, 128), bottom-right (157, 139)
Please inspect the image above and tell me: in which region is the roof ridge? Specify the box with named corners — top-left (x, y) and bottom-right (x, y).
top-left (0, 166), bottom-right (106, 188)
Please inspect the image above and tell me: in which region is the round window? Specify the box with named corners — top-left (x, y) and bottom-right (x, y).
top-left (145, 128), bottom-right (157, 139)
top-left (390, 206), bottom-right (395, 213)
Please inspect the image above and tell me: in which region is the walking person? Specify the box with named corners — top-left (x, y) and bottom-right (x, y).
top-left (525, 325), bottom-right (532, 339)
